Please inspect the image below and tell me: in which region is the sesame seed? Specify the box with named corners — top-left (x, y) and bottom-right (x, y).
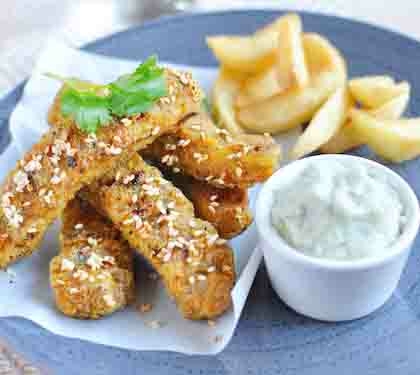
top-left (235, 167), bottom-right (243, 177)
top-left (74, 223), bottom-right (84, 230)
top-left (50, 175), bottom-right (62, 185)
top-left (13, 170), bottom-right (30, 192)
top-left (207, 266), bottom-right (216, 273)
top-left (152, 126), bottom-right (161, 136)
top-left (87, 237), bottom-right (98, 246)
top-left (197, 274), bottom-right (207, 281)
top-left (61, 258), bottom-right (75, 271)
top-left (107, 146), bottom-right (122, 155)
top-left (103, 294), bottom-right (116, 307)
top-left (188, 275), bottom-right (196, 285)
top-left (121, 118), bottom-right (133, 126)
top-left (73, 269), bottom-right (88, 281)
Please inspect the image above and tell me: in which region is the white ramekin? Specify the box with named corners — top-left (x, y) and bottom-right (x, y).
top-left (256, 154), bottom-right (420, 322)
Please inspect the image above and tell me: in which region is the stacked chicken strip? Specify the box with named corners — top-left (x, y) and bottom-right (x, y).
top-left (0, 68), bottom-right (280, 320)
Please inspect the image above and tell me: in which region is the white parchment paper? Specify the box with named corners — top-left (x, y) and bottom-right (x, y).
top-left (0, 39), bottom-right (300, 354)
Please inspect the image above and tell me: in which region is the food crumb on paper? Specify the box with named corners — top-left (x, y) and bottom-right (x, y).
top-left (138, 303), bottom-right (153, 313)
top-left (145, 320), bottom-right (165, 329)
top-left (5, 267), bottom-right (16, 284)
top-left (213, 335), bottom-right (223, 343)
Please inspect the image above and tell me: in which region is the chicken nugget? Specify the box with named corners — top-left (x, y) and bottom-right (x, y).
top-left (80, 154), bottom-right (235, 319)
top-left (144, 113), bottom-right (281, 188)
top-left (50, 198), bottom-right (135, 319)
top-left (0, 68), bottom-right (201, 268)
top-left (158, 167), bottom-right (252, 239)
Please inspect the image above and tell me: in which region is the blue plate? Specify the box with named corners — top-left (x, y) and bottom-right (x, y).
top-left (1, 10), bottom-right (420, 374)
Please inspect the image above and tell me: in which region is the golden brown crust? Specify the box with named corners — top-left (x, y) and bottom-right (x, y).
top-left (80, 154), bottom-right (235, 320)
top-left (143, 113), bottom-right (281, 188)
top-left (50, 198), bottom-right (135, 319)
top-left (159, 168), bottom-right (253, 239)
top-left (0, 69), bottom-right (202, 268)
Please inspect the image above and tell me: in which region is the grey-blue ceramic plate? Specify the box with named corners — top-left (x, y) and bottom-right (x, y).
top-left (1, 10), bottom-right (420, 375)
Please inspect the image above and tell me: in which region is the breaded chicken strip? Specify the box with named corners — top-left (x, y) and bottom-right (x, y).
top-left (0, 69), bottom-right (201, 268)
top-left (50, 198), bottom-right (135, 319)
top-left (80, 154), bottom-right (235, 320)
top-left (159, 168), bottom-right (252, 239)
top-left (144, 113), bottom-right (281, 188)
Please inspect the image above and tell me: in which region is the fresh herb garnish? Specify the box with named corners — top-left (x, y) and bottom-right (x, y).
top-left (46, 56), bottom-right (167, 133)
top-left (60, 87), bottom-right (112, 134)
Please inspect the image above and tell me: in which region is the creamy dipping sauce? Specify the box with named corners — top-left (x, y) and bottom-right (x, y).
top-left (271, 160), bottom-right (406, 260)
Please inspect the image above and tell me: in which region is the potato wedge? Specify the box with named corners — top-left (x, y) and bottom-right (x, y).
top-left (237, 33), bottom-right (346, 134)
top-left (349, 76), bottom-right (410, 108)
top-left (236, 67), bottom-right (286, 107)
top-left (290, 86), bottom-right (350, 159)
top-left (236, 14), bottom-right (309, 108)
top-left (320, 89), bottom-right (410, 154)
top-left (319, 121), bottom-right (361, 154)
top-left (256, 13), bottom-right (299, 35)
top-left (276, 13), bottom-right (309, 88)
top-left (302, 33), bottom-right (347, 75)
top-left (350, 109), bottom-right (420, 162)
top-left (206, 32), bottom-right (277, 74)
top-left (368, 88), bottom-right (410, 118)
top-left (211, 69), bottom-right (244, 134)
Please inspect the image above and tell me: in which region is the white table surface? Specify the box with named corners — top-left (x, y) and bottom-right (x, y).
top-left (2, 0), bottom-right (420, 98)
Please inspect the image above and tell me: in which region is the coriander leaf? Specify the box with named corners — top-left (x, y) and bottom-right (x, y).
top-left (47, 55), bottom-right (168, 134)
top-left (109, 56), bottom-right (167, 116)
top-left (60, 87), bottom-right (112, 133)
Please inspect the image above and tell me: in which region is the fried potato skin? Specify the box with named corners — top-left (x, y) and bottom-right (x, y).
top-left (0, 70), bottom-right (201, 268)
top-left (144, 113), bottom-right (281, 188)
top-left (50, 198), bottom-right (135, 319)
top-left (80, 154), bottom-right (235, 320)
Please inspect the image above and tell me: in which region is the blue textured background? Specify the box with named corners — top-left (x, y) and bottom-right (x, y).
top-left (1, 10), bottom-right (420, 374)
